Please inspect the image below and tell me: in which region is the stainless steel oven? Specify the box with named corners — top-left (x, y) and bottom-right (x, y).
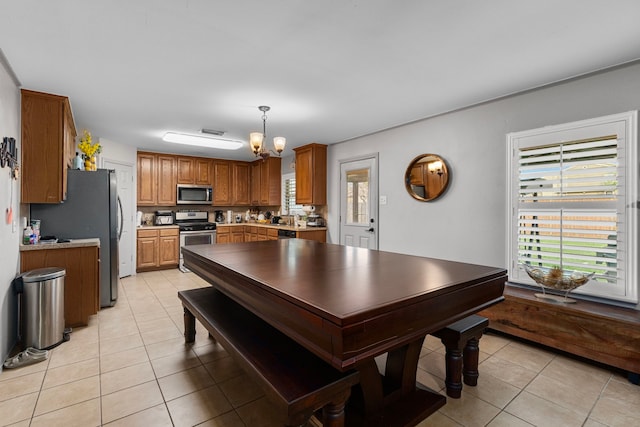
top-left (179, 229), bottom-right (216, 272)
top-left (175, 211), bottom-right (217, 273)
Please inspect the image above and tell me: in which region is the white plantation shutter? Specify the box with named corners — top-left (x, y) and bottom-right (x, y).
top-left (281, 173), bottom-right (302, 215)
top-left (508, 112), bottom-right (637, 304)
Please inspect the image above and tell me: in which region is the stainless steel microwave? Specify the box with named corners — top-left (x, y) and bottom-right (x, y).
top-left (176, 184), bottom-right (213, 205)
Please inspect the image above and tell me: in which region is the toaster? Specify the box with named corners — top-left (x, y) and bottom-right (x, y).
top-left (154, 210), bottom-right (174, 225)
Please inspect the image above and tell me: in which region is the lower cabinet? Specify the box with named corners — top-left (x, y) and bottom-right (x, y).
top-left (218, 225), bottom-right (325, 243)
top-left (137, 227), bottom-right (179, 271)
top-left (20, 245), bottom-right (99, 328)
top-left (217, 225), bottom-right (246, 244)
top-left (296, 229), bottom-right (326, 243)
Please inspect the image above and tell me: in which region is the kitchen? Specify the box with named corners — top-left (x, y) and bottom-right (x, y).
top-left (1, 2), bottom-right (640, 426)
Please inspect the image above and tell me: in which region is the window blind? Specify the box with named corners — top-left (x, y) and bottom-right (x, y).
top-left (507, 111), bottom-right (637, 304)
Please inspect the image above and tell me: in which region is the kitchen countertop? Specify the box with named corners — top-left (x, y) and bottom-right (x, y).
top-left (136, 223), bottom-right (326, 232)
top-left (137, 225), bottom-right (180, 230)
top-left (215, 223), bottom-right (327, 232)
top-left (20, 238), bottom-right (101, 251)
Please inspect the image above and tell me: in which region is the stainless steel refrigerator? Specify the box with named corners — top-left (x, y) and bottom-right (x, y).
top-left (30, 169), bottom-right (120, 307)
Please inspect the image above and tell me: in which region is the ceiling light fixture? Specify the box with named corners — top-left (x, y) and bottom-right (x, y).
top-left (162, 132), bottom-right (243, 150)
top-left (249, 105), bottom-right (285, 160)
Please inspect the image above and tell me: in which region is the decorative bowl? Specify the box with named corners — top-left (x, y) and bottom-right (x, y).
top-left (522, 264), bottom-right (594, 303)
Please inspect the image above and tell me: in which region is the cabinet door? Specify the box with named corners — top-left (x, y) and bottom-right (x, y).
top-left (213, 160), bottom-right (231, 205)
top-left (259, 157), bottom-right (281, 205)
top-left (231, 230), bottom-right (245, 243)
top-left (159, 235), bottom-right (179, 265)
top-left (232, 162), bottom-right (250, 205)
top-left (217, 232), bottom-right (231, 244)
top-left (157, 155), bottom-right (177, 205)
top-left (137, 153), bottom-right (157, 205)
top-left (250, 161), bottom-right (261, 205)
top-left (137, 236), bottom-right (159, 269)
top-left (21, 90), bottom-right (70, 203)
top-left (195, 159), bottom-right (211, 185)
top-left (21, 246), bottom-right (99, 328)
top-left (294, 144), bottom-right (327, 205)
top-left (177, 157), bottom-right (195, 184)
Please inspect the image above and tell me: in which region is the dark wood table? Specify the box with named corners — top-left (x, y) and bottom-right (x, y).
top-left (183, 239), bottom-right (506, 426)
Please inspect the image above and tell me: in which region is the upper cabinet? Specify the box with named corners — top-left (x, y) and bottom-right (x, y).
top-left (21, 89), bottom-right (77, 203)
top-left (137, 152), bottom-right (177, 206)
top-left (294, 143), bottom-right (327, 205)
top-left (250, 157), bottom-right (281, 206)
top-left (177, 156), bottom-right (211, 185)
top-left (212, 160), bottom-right (231, 205)
top-left (137, 151), bottom-right (278, 208)
top-left (231, 162), bottom-right (250, 205)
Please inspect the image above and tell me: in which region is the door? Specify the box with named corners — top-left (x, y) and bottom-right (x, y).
top-left (103, 159), bottom-right (134, 278)
top-left (339, 155), bottom-right (378, 249)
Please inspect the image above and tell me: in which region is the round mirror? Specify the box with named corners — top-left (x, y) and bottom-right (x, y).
top-left (405, 154), bottom-right (450, 201)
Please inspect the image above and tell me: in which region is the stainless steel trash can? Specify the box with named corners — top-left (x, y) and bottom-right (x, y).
top-left (21, 267), bottom-right (66, 350)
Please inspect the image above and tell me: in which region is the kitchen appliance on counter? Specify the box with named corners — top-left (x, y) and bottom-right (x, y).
top-left (154, 210), bottom-right (174, 225)
top-left (214, 210), bottom-right (225, 223)
top-left (177, 184), bottom-right (213, 205)
top-left (175, 210), bottom-right (217, 273)
top-left (307, 213), bottom-right (324, 227)
top-left (30, 169), bottom-right (120, 307)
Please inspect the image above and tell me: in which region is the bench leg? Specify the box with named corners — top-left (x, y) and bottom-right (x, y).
top-left (321, 388), bottom-right (351, 427)
top-left (183, 306), bottom-right (196, 343)
top-left (443, 346), bottom-right (463, 398)
top-left (463, 337), bottom-right (480, 386)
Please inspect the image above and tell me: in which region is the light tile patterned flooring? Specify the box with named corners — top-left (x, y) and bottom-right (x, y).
top-left (1, 269), bottom-right (639, 426)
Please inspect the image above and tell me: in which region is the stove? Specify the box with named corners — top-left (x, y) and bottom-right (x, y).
top-left (175, 211), bottom-right (217, 272)
top-left (174, 211), bottom-right (217, 231)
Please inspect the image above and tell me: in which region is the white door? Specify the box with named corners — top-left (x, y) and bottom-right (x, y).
top-left (103, 159), bottom-right (134, 278)
top-left (339, 155), bottom-right (378, 249)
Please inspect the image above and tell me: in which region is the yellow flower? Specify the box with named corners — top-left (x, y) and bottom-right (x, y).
top-left (78, 129), bottom-right (102, 157)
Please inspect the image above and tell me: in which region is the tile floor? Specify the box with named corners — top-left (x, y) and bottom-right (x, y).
top-left (1, 269), bottom-right (639, 427)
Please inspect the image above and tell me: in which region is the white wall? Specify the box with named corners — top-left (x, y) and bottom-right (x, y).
top-left (0, 55), bottom-right (21, 361)
top-left (328, 62), bottom-right (640, 272)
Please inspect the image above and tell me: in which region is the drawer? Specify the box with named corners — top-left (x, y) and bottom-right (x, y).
top-left (216, 226), bottom-right (231, 234)
top-left (267, 229), bottom-right (278, 238)
top-left (257, 228), bottom-right (267, 235)
top-left (159, 228), bottom-right (179, 237)
top-left (137, 229), bottom-right (158, 238)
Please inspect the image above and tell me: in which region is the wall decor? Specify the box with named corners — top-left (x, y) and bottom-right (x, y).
top-left (405, 153), bottom-right (449, 201)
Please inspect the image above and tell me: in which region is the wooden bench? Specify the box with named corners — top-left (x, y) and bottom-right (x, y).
top-left (432, 314), bottom-right (489, 398)
top-left (178, 287), bottom-right (360, 427)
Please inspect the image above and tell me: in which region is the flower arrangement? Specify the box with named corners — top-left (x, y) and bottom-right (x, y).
top-left (78, 129), bottom-right (101, 158)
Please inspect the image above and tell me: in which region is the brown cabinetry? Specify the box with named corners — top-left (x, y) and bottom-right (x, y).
top-left (250, 157), bottom-right (282, 206)
top-left (213, 160), bottom-right (231, 205)
top-left (296, 229), bottom-right (326, 243)
top-left (177, 156), bottom-right (194, 184)
top-left (232, 162), bottom-right (250, 205)
top-left (137, 152), bottom-right (177, 206)
top-left (216, 226), bottom-right (230, 244)
top-left (21, 89), bottom-right (77, 203)
top-left (20, 245), bottom-right (99, 327)
top-left (178, 156), bottom-right (211, 185)
top-left (217, 225), bottom-right (245, 244)
top-left (137, 227), bottom-right (179, 271)
top-left (294, 143), bottom-right (327, 205)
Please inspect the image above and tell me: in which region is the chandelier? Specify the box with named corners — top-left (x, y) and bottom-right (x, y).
top-left (249, 106), bottom-right (286, 160)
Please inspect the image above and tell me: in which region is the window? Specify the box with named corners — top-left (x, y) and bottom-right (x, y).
top-left (507, 111), bottom-right (638, 304)
top-left (281, 173), bottom-right (303, 215)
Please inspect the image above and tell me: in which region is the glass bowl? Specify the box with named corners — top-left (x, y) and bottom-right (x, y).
top-left (522, 264), bottom-right (594, 303)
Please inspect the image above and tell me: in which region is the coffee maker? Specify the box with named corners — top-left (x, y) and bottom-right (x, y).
top-left (214, 210), bottom-right (225, 223)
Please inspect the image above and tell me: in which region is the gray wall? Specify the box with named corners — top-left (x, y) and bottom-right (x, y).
top-left (327, 62), bottom-right (640, 279)
top-left (0, 56), bottom-right (21, 361)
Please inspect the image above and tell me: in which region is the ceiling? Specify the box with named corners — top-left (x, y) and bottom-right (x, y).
top-left (2, 1), bottom-right (640, 161)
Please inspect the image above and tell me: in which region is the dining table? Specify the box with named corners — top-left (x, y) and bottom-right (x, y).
top-left (182, 239), bottom-right (506, 426)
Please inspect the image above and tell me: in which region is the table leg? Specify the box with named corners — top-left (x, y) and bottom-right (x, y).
top-left (352, 336), bottom-right (445, 426)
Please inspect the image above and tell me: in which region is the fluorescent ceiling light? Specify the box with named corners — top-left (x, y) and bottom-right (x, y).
top-left (162, 132), bottom-right (243, 150)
